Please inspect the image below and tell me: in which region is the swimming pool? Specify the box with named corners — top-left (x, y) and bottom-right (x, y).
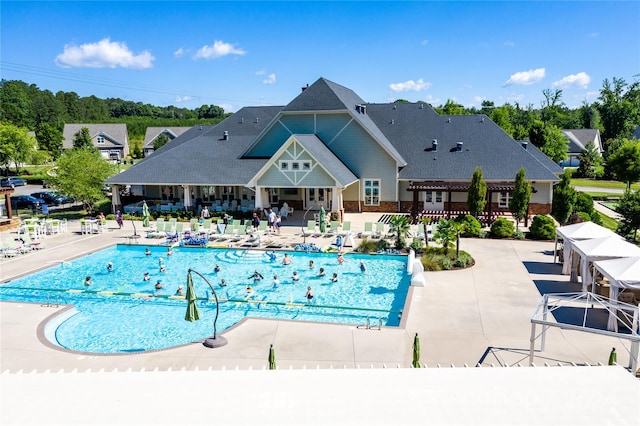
top-left (0, 245), bottom-right (410, 353)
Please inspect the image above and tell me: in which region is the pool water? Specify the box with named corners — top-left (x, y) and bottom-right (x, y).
top-left (0, 246), bottom-right (410, 353)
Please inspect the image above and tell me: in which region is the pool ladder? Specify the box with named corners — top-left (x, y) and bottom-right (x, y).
top-left (42, 294), bottom-right (67, 308)
top-left (363, 317), bottom-right (382, 330)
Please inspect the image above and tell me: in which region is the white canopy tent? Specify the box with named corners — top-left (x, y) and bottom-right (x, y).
top-left (554, 221), bottom-right (618, 275)
top-left (593, 257), bottom-right (640, 332)
top-left (571, 236), bottom-right (640, 292)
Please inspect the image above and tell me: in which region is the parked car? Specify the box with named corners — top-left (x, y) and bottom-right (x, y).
top-left (1, 177), bottom-right (27, 188)
top-left (30, 191), bottom-right (71, 206)
top-left (123, 200), bottom-right (159, 214)
top-left (10, 195), bottom-right (44, 210)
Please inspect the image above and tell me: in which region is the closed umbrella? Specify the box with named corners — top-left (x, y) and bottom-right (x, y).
top-left (184, 273), bottom-right (201, 322)
top-left (142, 201), bottom-right (150, 228)
top-left (412, 333), bottom-right (421, 368)
top-left (268, 344), bottom-right (276, 370)
top-left (319, 206), bottom-right (326, 233)
top-left (608, 347), bottom-right (617, 365)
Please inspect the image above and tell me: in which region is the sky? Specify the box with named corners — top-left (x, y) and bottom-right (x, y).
top-left (1, 1), bottom-right (639, 113)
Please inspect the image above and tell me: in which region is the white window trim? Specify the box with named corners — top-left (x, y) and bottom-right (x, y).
top-left (499, 191), bottom-right (511, 208)
top-left (363, 179), bottom-right (381, 206)
top-left (96, 136), bottom-right (105, 144)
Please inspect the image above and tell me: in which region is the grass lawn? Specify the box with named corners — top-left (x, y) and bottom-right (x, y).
top-left (571, 178), bottom-right (640, 191)
top-left (598, 214), bottom-right (619, 231)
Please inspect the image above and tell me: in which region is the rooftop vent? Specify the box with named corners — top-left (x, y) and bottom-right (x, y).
top-left (355, 105), bottom-right (361, 113)
top-left (240, 117), bottom-right (244, 124)
top-left (521, 141), bottom-right (528, 150)
top-left (361, 105), bottom-right (366, 114)
top-left (393, 104), bottom-right (397, 110)
top-left (199, 126), bottom-right (203, 130)
top-left (255, 117), bottom-right (259, 123)
top-left (447, 118), bottom-right (451, 123)
top-left (223, 131), bottom-right (229, 141)
top-left (432, 139), bottom-right (438, 152)
top-left (481, 117), bottom-right (485, 123)
top-left (419, 103), bottom-right (424, 109)
top-left (390, 119), bottom-right (394, 125)
top-left (456, 142), bottom-right (463, 152)
top-left (301, 84), bottom-right (309, 92)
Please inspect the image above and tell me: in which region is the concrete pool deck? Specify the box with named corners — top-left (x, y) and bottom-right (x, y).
top-left (0, 213), bottom-right (637, 372)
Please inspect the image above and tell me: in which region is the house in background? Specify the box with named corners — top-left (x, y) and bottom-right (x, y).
top-left (106, 78), bottom-right (561, 220)
top-left (561, 129), bottom-right (603, 167)
top-left (142, 127), bottom-right (191, 157)
top-left (632, 126), bottom-right (640, 140)
top-left (62, 124), bottom-right (129, 161)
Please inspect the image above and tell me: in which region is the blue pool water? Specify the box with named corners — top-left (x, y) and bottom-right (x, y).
top-left (0, 245), bottom-right (410, 353)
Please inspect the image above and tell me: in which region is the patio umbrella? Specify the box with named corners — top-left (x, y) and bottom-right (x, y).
top-left (184, 272), bottom-right (201, 322)
top-left (268, 344), bottom-right (276, 370)
top-left (608, 347), bottom-right (617, 365)
top-left (412, 333), bottom-right (421, 368)
top-left (142, 201), bottom-right (150, 228)
top-left (319, 206), bottom-right (326, 233)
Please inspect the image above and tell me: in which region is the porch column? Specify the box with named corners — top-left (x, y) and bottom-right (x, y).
top-left (331, 187), bottom-right (340, 212)
top-left (183, 185), bottom-right (191, 210)
top-left (487, 191), bottom-right (493, 224)
top-left (111, 184), bottom-right (122, 214)
top-left (446, 191), bottom-right (452, 219)
top-left (254, 186), bottom-right (263, 210)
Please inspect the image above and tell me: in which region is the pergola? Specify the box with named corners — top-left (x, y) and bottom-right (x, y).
top-left (406, 181), bottom-right (516, 222)
top-left (530, 292), bottom-right (639, 372)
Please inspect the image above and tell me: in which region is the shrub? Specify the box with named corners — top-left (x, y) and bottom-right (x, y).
top-left (455, 253), bottom-right (473, 268)
top-left (441, 257), bottom-right (452, 270)
top-left (409, 237), bottom-right (424, 253)
top-left (514, 230), bottom-right (525, 240)
top-left (356, 238), bottom-right (378, 254)
top-left (421, 252), bottom-right (443, 271)
top-left (376, 239), bottom-right (390, 251)
top-left (575, 212), bottom-right (591, 222)
top-left (455, 214), bottom-right (481, 237)
top-left (529, 215), bottom-right (556, 240)
top-left (590, 210), bottom-right (603, 225)
top-left (575, 193), bottom-right (595, 215)
top-left (490, 217), bottom-right (515, 238)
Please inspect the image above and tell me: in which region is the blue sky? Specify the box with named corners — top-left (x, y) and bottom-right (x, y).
top-left (2, 1), bottom-right (638, 112)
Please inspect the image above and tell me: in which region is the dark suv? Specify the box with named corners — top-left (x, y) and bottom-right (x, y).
top-left (1, 177), bottom-right (27, 188)
top-left (31, 191), bottom-right (70, 206)
top-left (10, 195), bottom-right (44, 210)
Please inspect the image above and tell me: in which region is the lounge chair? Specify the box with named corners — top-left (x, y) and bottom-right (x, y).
top-left (338, 221), bottom-right (351, 237)
top-left (302, 220), bottom-right (317, 237)
top-left (0, 240), bottom-right (19, 257)
top-left (359, 222), bottom-right (373, 238)
top-left (328, 221), bottom-right (340, 234)
top-left (373, 222), bottom-right (386, 239)
top-left (22, 234), bottom-right (46, 250)
top-left (5, 238), bottom-right (30, 254)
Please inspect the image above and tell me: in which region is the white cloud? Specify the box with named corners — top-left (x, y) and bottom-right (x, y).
top-left (55, 38), bottom-right (154, 69)
top-left (173, 48), bottom-right (185, 58)
top-left (471, 95), bottom-right (485, 104)
top-left (504, 41), bottom-right (515, 47)
top-left (421, 39), bottom-right (429, 45)
top-left (262, 73), bottom-right (276, 84)
top-left (506, 93), bottom-right (525, 102)
top-left (255, 70), bottom-right (266, 75)
top-left (588, 32), bottom-right (599, 38)
top-left (174, 95), bottom-right (192, 102)
top-left (194, 40), bottom-right (246, 60)
top-left (389, 78), bottom-right (431, 93)
top-left (551, 72), bottom-right (591, 89)
top-left (503, 68), bottom-right (545, 86)
top-left (219, 103), bottom-right (234, 113)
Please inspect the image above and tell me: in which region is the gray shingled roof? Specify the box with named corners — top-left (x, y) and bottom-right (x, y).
top-left (562, 129), bottom-right (601, 154)
top-left (292, 134), bottom-right (358, 187)
top-left (105, 107), bottom-right (282, 185)
top-left (62, 124), bottom-right (128, 148)
top-left (365, 102), bottom-right (560, 182)
top-left (143, 127), bottom-right (191, 148)
top-left (633, 126), bottom-right (640, 140)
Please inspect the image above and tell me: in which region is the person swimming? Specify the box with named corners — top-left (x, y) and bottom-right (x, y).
top-left (219, 278), bottom-right (227, 287)
top-left (249, 270), bottom-right (264, 286)
top-left (143, 272), bottom-right (150, 281)
top-left (331, 273), bottom-right (338, 282)
top-left (166, 247), bottom-right (173, 256)
top-left (309, 260), bottom-right (314, 269)
top-left (84, 276), bottom-right (92, 286)
top-left (337, 253), bottom-right (345, 265)
top-left (266, 251), bottom-right (277, 262)
top-left (160, 264), bottom-right (166, 273)
top-left (305, 286), bottom-right (314, 302)
top-left (107, 262), bottom-right (114, 272)
top-left (282, 253), bottom-right (291, 265)
top-left (292, 271), bottom-right (299, 281)
top-left (214, 264), bottom-right (221, 273)
top-left (272, 274), bottom-right (280, 288)
top-left (175, 285), bottom-right (183, 295)
top-left (360, 261), bottom-right (366, 273)
top-left (145, 248), bottom-right (151, 256)
top-left (318, 267), bottom-right (326, 277)
top-left (155, 280), bottom-right (163, 290)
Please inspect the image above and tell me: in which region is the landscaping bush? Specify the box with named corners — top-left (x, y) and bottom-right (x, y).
top-left (455, 253), bottom-right (473, 268)
top-left (575, 211), bottom-right (591, 222)
top-left (514, 230), bottom-right (525, 240)
top-left (455, 214), bottom-right (481, 237)
top-left (590, 210), bottom-right (603, 225)
top-left (490, 217), bottom-right (515, 238)
top-left (529, 215), bottom-right (556, 240)
top-left (420, 247), bottom-right (474, 271)
top-left (409, 237), bottom-right (424, 253)
top-left (441, 257), bottom-right (452, 270)
top-left (421, 252), bottom-right (443, 271)
top-left (356, 238), bottom-right (378, 254)
top-left (376, 239), bottom-right (390, 251)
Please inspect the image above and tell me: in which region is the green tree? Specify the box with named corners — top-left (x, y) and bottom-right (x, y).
top-left (490, 106), bottom-right (514, 136)
top-left (576, 140), bottom-right (602, 178)
top-left (153, 133), bottom-right (170, 151)
top-left (606, 139), bottom-right (640, 189)
top-left (35, 122), bottom-right (63, 160)
top-left (616, 189), bottom-right (640, 242)
top-left (0, 80), bottom-right (33, 128)
top-left (131, 141), bottom-right (142, 159)
top-left (73, 127), bottom-right (94, 150)
top-left (53, 148), bottom-right (114, 213)
top-left (597, 77), bottom-right (640, 141)
top-left (552, 171), bottom-right (577, 224)
top-left (436, 99), bottom-right (467, 115)
top-left (509, 168), bottom-right (532, 231)
top-left (388, 215), bottom-right (411, 249)
top-left (0, 122), bottom-right (36, 173)
top-left (541, 124), bottom-right (569, 163)
top-left (467, 167), bottom-right (487, 218)
top-left (434, 219), bottom-right (458, 254)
